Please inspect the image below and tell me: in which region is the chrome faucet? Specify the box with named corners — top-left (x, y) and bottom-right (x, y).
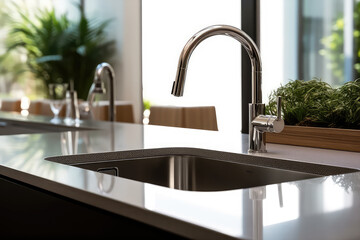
top-left (171, 25), bottom-right (284, 152)
top-left (90, 62), bottom-right (116, 122)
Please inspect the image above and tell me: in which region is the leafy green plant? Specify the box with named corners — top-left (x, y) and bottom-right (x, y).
top-left (336, 79), bottom-right (360, 127)
top-left (0, 1), bottom-right (33, 97)
top-left (143, 99), bottom-right (152, 111)
top-left (266, 78), bottom-right (360, 129)
top-left (5, 4), bottom-right (115, 100)
top-left (0, 50), bottom-right (29, 95)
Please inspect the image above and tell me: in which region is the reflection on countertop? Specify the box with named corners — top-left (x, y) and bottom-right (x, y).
top-left (0, 111), bottom-right (359, 239)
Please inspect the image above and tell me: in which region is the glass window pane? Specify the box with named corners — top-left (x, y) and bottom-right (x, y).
top-left (142, 0), bottom-right (241, 131)
top-left (260, 0), bottom-right (354, 103)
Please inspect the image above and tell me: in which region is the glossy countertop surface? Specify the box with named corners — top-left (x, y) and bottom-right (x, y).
top-left (0, 112), bottom-right (360, 240)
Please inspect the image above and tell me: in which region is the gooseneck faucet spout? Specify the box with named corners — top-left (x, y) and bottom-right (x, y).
top-left (171, 25), bottom-right (284, 152)
top-left (91, 62), bottom-right (116, 122)
top-left (171, 25), bottom-right (262, 103)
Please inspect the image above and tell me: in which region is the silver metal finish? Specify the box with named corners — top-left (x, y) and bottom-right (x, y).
top-left (72, 155), bottom-right (320, 192)
top-left (91, 62), bottom-right (116, 122)
top-left (65, 90), bottom-right (80, 122)
top-left (250, 187), bottom-right (266, 240)
top-left (170, 25), bottom-right (284, 152)
top-left (171, 25), bottom-right (262, 102)
top-left (250, 97), bottom-right (284, 152)
top-left (276, 96), bottom-right (282, 120)
top-left (251, 97), bottom-right (284, 133)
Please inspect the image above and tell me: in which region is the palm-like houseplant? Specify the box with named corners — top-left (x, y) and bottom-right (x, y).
top-left (6, 4), bottom-right (115, 100)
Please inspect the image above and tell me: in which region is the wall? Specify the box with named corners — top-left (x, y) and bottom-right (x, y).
top-left (53, 0), bottom-right (143, 123)
top-left (142, 0), bottom-right (241, 132)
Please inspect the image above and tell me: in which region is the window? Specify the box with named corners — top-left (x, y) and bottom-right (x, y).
top-left (261, 0), bottom-right (355, 104)
top-left (142, 0), bottom-right (242, 132)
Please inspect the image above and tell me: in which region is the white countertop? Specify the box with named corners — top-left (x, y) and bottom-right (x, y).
top-left (0, 111), bottom-right (359, 240)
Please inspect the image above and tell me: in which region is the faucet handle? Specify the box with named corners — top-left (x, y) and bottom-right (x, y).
top-left (276, 96), bottom-right (282, 120)
top-left (271, 96), bottom-right (284, 133)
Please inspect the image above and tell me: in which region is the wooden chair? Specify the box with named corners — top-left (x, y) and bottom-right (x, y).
top-left (28, 99), bottom-right (66, 117)
top-left (0, 99), bottom-right (21, 113)
top-left (28, 100), bottom-right (42, 115)
top-left (183, 106), bottom-right (218, 131)
top-left (149, 105), bottom-right (218, 131)
top-left (91, 100), bottom-right (135, 123)
top-left (148, 106), bottom-right (183, 128)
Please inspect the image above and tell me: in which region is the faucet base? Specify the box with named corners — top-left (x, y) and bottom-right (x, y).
top-left (248, 149), bottom-right (268, 154)
top-left (249, 103), bottom-right (266, 152)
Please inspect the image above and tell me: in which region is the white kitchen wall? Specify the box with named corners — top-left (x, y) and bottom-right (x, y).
top-left (142, 0), bottom-right (241, 132)
top-left (53, 0), bottom-right (143, 123)
top-left (86, 0), bottom-right (142, 124)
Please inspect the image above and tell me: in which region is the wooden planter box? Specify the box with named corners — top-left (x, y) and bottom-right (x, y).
top-left (266, 125), bottom-right (360, 152)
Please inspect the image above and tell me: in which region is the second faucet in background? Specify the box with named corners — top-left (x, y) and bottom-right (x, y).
top-left (88, 62), bottom-right (116, 122)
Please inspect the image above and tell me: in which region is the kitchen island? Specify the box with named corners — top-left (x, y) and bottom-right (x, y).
top-left (0, 111), bottom-right (359, 239)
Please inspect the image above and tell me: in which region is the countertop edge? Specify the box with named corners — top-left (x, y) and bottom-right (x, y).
top-left (0, 163), bottom-right (240, 240)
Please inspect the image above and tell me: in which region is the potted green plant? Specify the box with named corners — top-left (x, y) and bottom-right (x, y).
top-left (5, 4), bottom-right (115, 100)
top-left (265, 78), bottom-right (360, 152)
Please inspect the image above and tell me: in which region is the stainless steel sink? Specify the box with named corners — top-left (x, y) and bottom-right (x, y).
top-left (73, 155), bottom-right (321, 191)
top-left (46, 148), bottom-right (358, 192)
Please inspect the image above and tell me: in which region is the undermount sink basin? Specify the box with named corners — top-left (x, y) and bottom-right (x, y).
top-left (46, 148), bottom-right (358, 192)
top-left (72, 155), bottom-right (320, 191)
top-left (0, 119), bottom-right (92, 135)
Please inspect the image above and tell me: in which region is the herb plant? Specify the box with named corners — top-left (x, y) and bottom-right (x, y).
top-left (266, 78), bottom-right (360, 129)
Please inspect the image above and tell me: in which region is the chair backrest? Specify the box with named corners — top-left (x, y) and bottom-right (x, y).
top-left (91, 100), bottom-right (135, 123)
top-left (28, 100), bottom-right (42, 115)
top-left (148, 106), bottom-right (183, 128)
top-left (27, 99), bottom-right (134, 122)
top-left (183, 106), bottom-right (218, 131)
top-left (28, 99), bottom-right (66, 117)
top-left (0, 99), bottom-right (21, 113)
top-left (149, 105), bottom-right (218, 131)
